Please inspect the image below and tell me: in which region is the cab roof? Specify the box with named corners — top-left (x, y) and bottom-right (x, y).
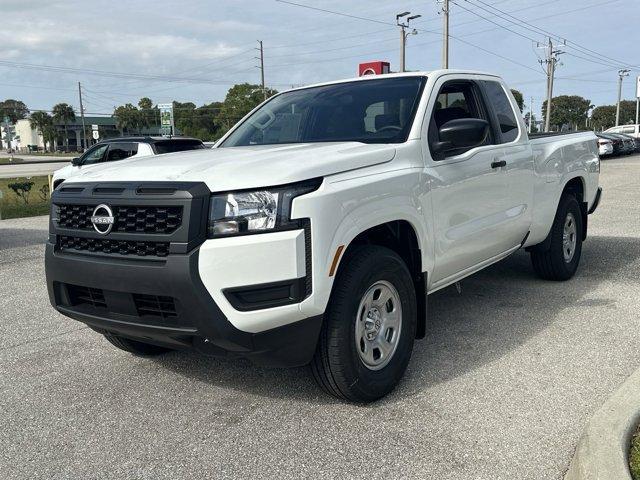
top-left (96, 136), bottom-right (203, 144)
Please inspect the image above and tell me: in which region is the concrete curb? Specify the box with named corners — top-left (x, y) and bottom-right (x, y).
top-left (565, 367), bottom-right (640, 480)
top-left (0, 159), bottom-right (70, 165)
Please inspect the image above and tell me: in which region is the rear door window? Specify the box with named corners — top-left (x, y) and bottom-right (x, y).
top-left (106, 143), bottom-right (138, 162)
top-left (482, 81), bottom-right (520, 143)
top-left (153, 140), bottom-right (205, 154)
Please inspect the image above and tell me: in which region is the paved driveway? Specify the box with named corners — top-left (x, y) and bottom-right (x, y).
top-left (0, 162), bottom-right (68, 179)
top-left (1, 155), bottom-right (640, 479)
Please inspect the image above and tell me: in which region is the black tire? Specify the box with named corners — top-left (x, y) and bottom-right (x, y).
top-left (103, 333), bottom-right (172, 356)
top-left (531, 193), bottom-right (583, 281)
top-left (310, 245), bottom-right (417, 403)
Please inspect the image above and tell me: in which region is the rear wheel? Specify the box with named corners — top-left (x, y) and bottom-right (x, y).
top-left (103, 333), bottom-right (172, 356)
top-left (530, 193), bottom-right (583, 281)
top-left (310, 245), bottom-right (417, 403)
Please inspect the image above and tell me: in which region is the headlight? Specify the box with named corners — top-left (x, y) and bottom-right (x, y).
top-left (207, 179), bottom-right (321, 237)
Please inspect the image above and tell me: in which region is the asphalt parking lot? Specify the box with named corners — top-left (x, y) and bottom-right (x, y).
top-left (1, 155), bottom-right (640, 480)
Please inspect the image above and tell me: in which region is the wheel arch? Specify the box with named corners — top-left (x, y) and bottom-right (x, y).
top-left (333, 219), bottom-right (428, 339)
top-left (527, 174), bottom-right (588, 252)
top-left (562, 175), bottom-right (588, 241)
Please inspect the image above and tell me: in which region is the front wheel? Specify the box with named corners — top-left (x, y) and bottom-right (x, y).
top-left (310, 245), bottom-right (417, 402)
top-left (530, 193), bottom-right (583, 281)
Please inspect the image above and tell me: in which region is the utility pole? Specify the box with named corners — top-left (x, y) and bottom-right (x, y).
top-left (529, 97), bottom-right (533, 133)
top-left (396, 12), bottom-right (420, 73)
top-left (78, 82), bottom-right (87, 150)
top-left (257, 40), bottom-right (266, 101)
top-left (539, 38), bottom-right (563, 133)
top-left (615, 69), bottom-right (630, 126)
top-left (636, 76), bottom-right (640, 125)
top-left (442, 0), bottom-right (450, 69)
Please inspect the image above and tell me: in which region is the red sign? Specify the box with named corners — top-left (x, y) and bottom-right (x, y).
top-left (358, 61), bottom-right (391, 76)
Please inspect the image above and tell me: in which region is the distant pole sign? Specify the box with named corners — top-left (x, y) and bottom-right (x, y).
top-left (636, 77), bottom-right (640, 125)
top-left (158, 103), bottom-right (174, 136)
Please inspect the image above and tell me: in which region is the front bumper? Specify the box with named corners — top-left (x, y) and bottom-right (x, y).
top-left (45, 241), bottom-right (321, 368)
top-left (46, 181), bottom-right (323, 367)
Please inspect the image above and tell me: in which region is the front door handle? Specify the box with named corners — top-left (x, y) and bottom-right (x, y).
top-left (491, 159), bottom-right (507, 169)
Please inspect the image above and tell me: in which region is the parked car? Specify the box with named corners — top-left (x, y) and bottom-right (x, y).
top-left (596, 136), bottom-right (614, 157)
top-left (605, 124), bottom-right (640, 139)
top-left (45, 70), bottom-right (601, 402)
top-left (615, 132), bottom-right (640, 152)
top-left (597, 133), bottom-right (629, 155)
top-left (608, 133), bottom-right (636, 154)
top-left (52, 136), bottom-right (206, 189)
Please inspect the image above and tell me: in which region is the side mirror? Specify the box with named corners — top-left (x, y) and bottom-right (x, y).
top-left (71, 157), bottom-right (81, 166)
top-left (432, 118), bottom-right (490, 157)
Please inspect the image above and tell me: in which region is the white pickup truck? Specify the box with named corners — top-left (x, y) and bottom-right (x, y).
top-left (46, 70), bottom-right (601, 402)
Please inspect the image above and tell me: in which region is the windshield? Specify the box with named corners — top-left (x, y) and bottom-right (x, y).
top-left (220, 76), bottom-right (426, 147)
top-left (154, 139), bottom-right (205, 154)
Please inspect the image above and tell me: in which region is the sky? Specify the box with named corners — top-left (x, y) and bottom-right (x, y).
top-left (1, 0), bottom-right (639, 120)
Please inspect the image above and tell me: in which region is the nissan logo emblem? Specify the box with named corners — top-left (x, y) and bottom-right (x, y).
top-left (90, 204), bottom-right (115, 235)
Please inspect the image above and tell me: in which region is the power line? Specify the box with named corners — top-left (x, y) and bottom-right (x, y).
top-left (451, 35), bottom-right (544, 74)
top-left (272, 0), bottom-right (546, 75)
top-left (89, 48), bottom-right (257, 92)
top-left (269, 28), bottom-right (395, 50)
top-left (266, 36), bottom-right (398, 59)
top-left (0, 59), bottom-right (259, 85)
top-left (462, 0), bottom-right (637, 70)
top-left (449, 0), bottom-right (540, 43)
top-left (275, 0), bottom-right (401, 27)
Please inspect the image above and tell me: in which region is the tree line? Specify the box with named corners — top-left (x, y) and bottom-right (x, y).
top-left (110, 83), bottom-right (277, 140)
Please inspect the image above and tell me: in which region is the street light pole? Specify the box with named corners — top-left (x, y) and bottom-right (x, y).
top-left (539, 38), bottom-right (562, 133)
top-left (396, 12), bottom-right (409, 72)
top-left (399, 24), bottom-right (406, 72)
top-left (616, 69), bottom-right (630, 126)
top-left (442, 0), bottom-right (449, 69)
top-left (396, 12), bottom-right (420, 73)
top-left (78, 82), bottom-right (87, 151)
top-left (257, 40), bottom-right (266, 101)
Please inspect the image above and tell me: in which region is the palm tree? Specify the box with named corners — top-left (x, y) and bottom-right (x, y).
top-left (52, 103), bottom-right (76, 150)
top-left (29, 111), bottom-right (53, 152)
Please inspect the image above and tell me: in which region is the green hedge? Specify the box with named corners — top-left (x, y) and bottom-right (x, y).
top-left (0, 176), bottom-right (50, 220)
top-left (631, 424), bottom-right (640, 480)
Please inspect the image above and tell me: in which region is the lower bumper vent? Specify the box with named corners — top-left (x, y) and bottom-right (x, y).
top-left (132, 294), bottom-right (178, 319)
top-left (67, 284), bottom-right (107, 309)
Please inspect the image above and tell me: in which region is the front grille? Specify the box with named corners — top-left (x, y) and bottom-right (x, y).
top-left (132, 294), bottom-right (178, 319)
top-left (59, 235), bottom-right (170, 258)
top-left (67, 284), bottom-right (107, 309)
top-left (57, 204), bottom-right (183, 234)
top-left (52, 182), bottom-right (211, 259)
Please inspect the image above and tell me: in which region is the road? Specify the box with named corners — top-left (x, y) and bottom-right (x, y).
top-left (1, 155), bottom-right (640, 479)
top-left (0, 161), bottom-right (68, 179)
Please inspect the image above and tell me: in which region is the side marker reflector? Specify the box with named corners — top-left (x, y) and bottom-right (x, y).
top-left (329, 245), bottom-right (345, 277)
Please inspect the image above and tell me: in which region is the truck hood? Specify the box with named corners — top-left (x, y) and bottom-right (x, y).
top-left (65, 142), bottom-right (396, 191)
